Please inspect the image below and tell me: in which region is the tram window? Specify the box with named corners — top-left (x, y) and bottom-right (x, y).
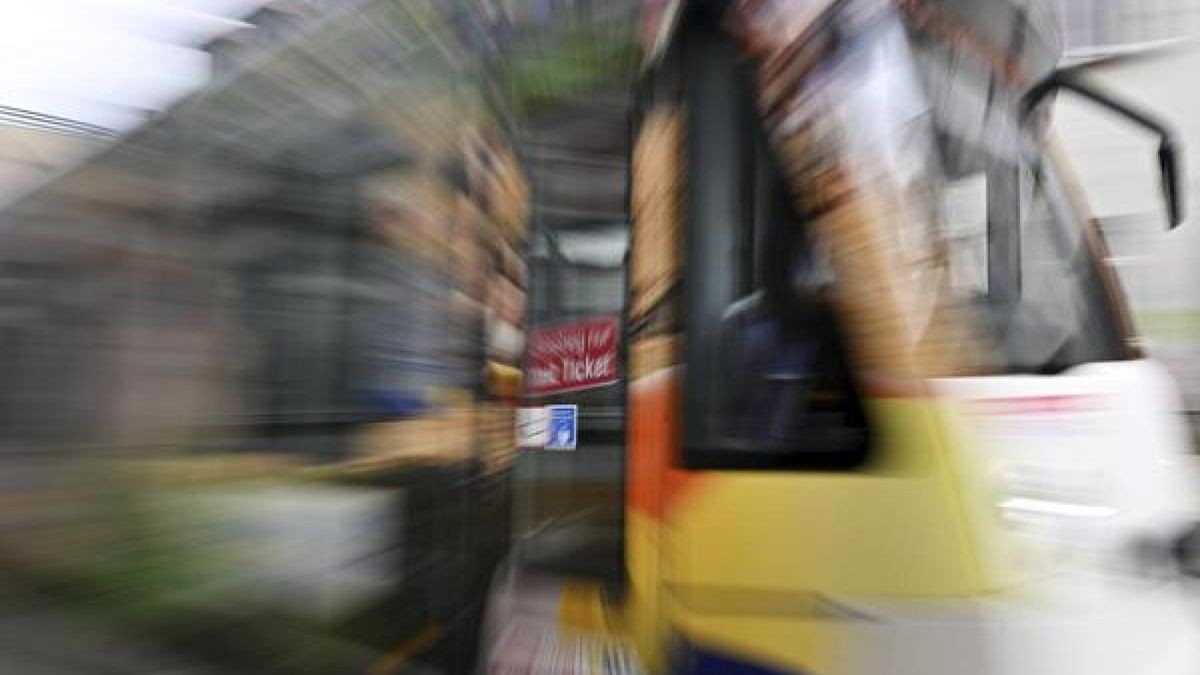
top-left (942, 172), bottom-right (988, 296)
top-left (678, 15), bottom-right (870, 471)
top-left (931, 137), bottom-right (1127, 373)
top-left (912, 28), bottom-right (1128, 373)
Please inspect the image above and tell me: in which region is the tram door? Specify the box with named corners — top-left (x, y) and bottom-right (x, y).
top-left (515, 91), bottom-right (631, 582)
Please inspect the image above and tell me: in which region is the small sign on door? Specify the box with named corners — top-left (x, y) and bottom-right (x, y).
top-left (517, 406), bottom-right (548, 449)
top-left (545, 404), bottom-right (578, 451)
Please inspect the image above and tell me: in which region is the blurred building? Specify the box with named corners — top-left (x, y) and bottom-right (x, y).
top-left (0, 115), bottom-right (109, 213)
top-left (204, 0), bottom-right (360, 78)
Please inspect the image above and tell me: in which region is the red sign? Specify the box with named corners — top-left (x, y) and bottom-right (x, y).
top-left (526, 315), bottom-right (620, 396)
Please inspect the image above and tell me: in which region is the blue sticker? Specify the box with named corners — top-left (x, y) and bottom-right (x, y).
top-left (545, 404), bottom-right (578, 450)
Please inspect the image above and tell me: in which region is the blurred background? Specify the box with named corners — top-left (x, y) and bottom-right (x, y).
top-left (0, 2), bottom-right (636, 673)
top-left (0, 1), bottom-right (1199, 673)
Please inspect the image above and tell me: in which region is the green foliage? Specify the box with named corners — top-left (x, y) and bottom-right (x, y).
top-left (501, 23), bottom-right (638, 115)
